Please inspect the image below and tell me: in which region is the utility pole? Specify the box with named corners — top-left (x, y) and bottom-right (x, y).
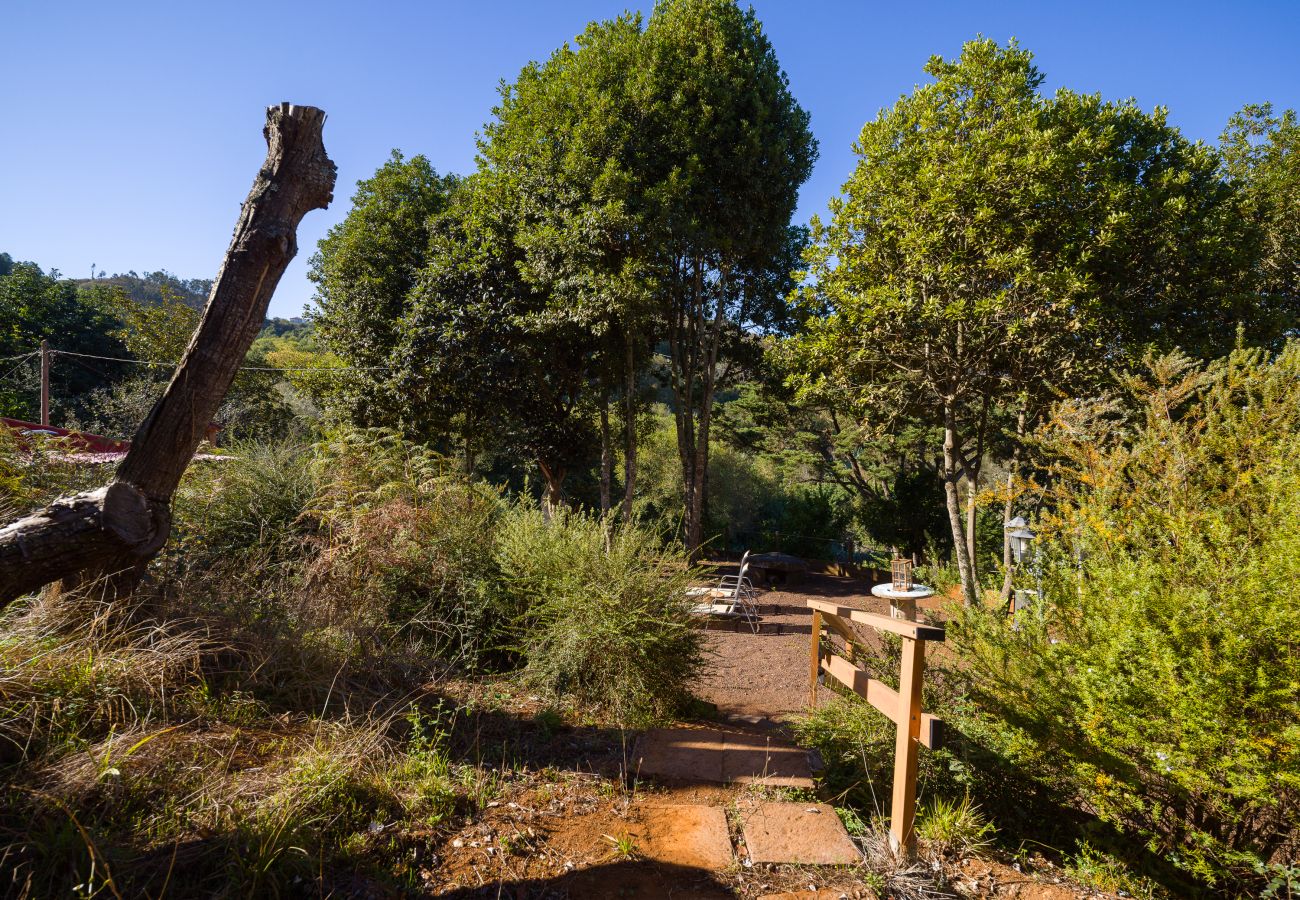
top-left (39, 340), bottom-right (50, 426)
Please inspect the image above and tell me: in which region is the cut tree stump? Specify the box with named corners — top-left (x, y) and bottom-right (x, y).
top-left (0, 103), bottom-right (335, 605)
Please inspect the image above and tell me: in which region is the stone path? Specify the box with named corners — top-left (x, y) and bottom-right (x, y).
top-left (628, 725), bottom-right (861, 871)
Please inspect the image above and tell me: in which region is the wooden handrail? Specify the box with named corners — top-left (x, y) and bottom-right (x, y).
top-left (807, 599), bottom-right (945, 857)
top-left (806, 598), bottom-right (946, 641)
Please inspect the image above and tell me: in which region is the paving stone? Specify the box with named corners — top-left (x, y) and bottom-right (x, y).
top-left (635, 728), bottom-right (814, 788)
top-left (720, 731), bottom-right (815, 787)
top-left (740, 802), bottom-right (861, 865)
top-left (625, 804), bottom-right (734, 869)
top-left (635, 727), bottom-right (727, 782)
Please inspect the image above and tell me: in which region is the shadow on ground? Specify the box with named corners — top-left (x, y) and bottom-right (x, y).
top-left (434, 857), bottom-right (737, 899)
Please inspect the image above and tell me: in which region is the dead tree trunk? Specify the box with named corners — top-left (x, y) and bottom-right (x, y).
top-left (0, 103), bottom-right (335, 606)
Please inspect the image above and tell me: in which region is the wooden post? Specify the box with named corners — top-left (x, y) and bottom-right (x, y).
top-left (39, 339), bottom-right (50, 426)
top-left (809, 609), bottom-right (823, 706)
top-left (890, 635), bottom-right (926, 855)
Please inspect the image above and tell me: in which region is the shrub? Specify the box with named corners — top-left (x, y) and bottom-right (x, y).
top-left (495, 505), bottom-right (706, 722)
top-left (953, 347), bottom-right (1300, 893)
top-left (171, 438), bottom-right (317, 571)
top-left (305, 428), bottom-right (505, 664)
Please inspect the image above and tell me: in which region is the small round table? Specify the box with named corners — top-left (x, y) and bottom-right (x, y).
top-left (871, 583), bottom-right (934, 621)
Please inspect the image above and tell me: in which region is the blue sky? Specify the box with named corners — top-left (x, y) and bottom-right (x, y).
top-left (3, 0), bottom-right (1297, 318)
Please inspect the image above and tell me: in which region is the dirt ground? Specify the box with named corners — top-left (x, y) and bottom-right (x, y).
top-left (412, 569), bottom-right (1117, 899)
top-left (696, 567), bottom-right (953, 722)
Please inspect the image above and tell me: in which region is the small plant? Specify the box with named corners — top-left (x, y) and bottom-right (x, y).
top-left (915, 794), bottom-right (995, 857)
top-left (602, 832), bottom-right (639, 860)
top-left (1259, 861), bottom-right (1300, 900)
top-left (836, 805), bottom-right (868, 837)
top-left (1066, 841), bottom-right (1157, 900)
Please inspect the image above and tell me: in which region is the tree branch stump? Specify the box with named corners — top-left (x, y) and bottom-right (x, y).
top-left (0, 103), bottom-right (335, 606)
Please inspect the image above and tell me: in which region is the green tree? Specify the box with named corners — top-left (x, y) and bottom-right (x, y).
top-left (792, 39), bottom-right (1254, 604)
top-left (309, 151), bottom-right (459, 420)
top-left (0, 263), bottom-right (128, 421)
top-left (394, 189), bottom-right (599, 507)
top-left (1221, 103), bottom-right (1300, 331)
top-left (475, 13), bottom-right (653, 516)
top-left (639, 0), bottom-right (816, 551)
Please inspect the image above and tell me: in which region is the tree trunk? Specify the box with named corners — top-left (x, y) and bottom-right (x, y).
top-left (1000, 405), bottom-right (1027, 604)
top-left (538, 460), bottom-right (566, 518)
top-left (675, 260), bottom-right (727, 556)
top-left (621, 338), bottom-right (637, 521)
top-left (943, 408), bottom-right (978, 607)
top-left (0, 104), bottom-right (335, 607)
top-left (965, 468), bottom-right (979, 587)
top-left (598, 394), bottom-right (612, 517)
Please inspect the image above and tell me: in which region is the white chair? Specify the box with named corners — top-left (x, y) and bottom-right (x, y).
top-left (687, 552), bottom-right (760, 632)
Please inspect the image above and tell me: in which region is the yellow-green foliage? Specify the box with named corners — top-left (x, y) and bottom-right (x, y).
top-left (954, 345), bottom-right (1300, 892)
top-left (497, 505), bottom-right (706, 723)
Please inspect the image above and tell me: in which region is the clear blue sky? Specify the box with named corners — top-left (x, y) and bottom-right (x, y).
top-left (3, 0), bottom-right (1297, 318)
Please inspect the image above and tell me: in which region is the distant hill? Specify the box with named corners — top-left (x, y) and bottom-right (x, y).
top-left (73, 270), bottom-right (212, 310)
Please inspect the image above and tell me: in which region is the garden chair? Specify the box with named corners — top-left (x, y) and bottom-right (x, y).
top-left (686, 551), bottom-right (760, 632)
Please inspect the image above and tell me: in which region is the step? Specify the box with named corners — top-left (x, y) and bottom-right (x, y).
top-left (634, 726), bottom-right (814, 788)
top-left (739, 801), bottom-right (861, 866)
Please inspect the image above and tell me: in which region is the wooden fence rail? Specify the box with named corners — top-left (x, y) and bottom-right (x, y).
top-left (806, 598), bottom-right (945, 856)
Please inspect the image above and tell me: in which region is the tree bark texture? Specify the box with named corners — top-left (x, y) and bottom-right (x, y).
top-left (598, 394), bottom-right (612, 517)
top-left (0, 104), bottom-right (335, 606)
top-left (943, 408), bottom-right (978, 607)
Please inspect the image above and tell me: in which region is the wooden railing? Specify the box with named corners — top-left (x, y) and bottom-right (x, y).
top-left (806, 598), bottom-right (945, 856)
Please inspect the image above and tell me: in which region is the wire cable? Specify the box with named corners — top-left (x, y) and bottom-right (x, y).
top-left (50, 348), bottom-right (391, 374)
top-left (0, 352), bottom-right (38, 384)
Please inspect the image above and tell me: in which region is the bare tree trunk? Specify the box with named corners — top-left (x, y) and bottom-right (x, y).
top-left (0, 104), bottom-right (335, 607)
top-left (621, 338), bottom-right (637, 521)
top-left (965, 469), bottom-right (979, 587)
top-left (1000, 405), bottom-right (1027, 604)
top-left (598, 394), bottom-right (612, 517)
top-left (943, 407), bottom-right (977, 607)
top-left (538, 460), bottom-right (566, 519)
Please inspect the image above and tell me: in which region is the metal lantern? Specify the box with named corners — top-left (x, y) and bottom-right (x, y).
top-left (1006, 517), bottom-right (1036, 565)
top-left (891, 556), bottom-right (914, 592)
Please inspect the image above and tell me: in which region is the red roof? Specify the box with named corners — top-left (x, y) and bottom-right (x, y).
top-left (1, 417), bottom-right (131, 453)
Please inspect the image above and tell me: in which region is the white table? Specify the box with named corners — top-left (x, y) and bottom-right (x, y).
top-left (871, 583), bottom-right (934, 621)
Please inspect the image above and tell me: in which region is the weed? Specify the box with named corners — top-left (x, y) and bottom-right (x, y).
top-left (602, 832), bottom-right (639, 860)
top-left (1066, 841), bottom-right (1158, 900)
top-left (915, 794), bottom-right (995, 857)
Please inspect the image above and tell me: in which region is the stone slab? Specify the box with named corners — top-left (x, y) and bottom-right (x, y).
top-left (625, 804), bottom-right (734, 869)
top-left (635, 727), bottom-right (727, 782)
top-left (635, 728), bottom-right (814, 788)
top-left (720, 731), bottom-right (815, 787)
top-left (740, 802), bottom-right (861, 865)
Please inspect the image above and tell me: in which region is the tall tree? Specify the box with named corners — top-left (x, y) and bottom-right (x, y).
top-left (394, 187), bottom-right (599, 508)
top-left (792, 39), bottom-right (1255, 604)
top-left (1221, 103), bottom-right (1300, 333)
top-left (640, 0), bottom-right (816, 552)
top-left (475, 13), bottom-right (654, 517)
top-left (309, 152), bottom-right (458, 421)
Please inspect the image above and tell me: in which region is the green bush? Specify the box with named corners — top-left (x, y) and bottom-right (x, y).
top-left (305, 428), bottom-right (505, 664)
top-left (953, 347), bottom-right (1300, 893)
top-left (496, 505), bottom-right (706, 723)
top-left (171, 439), bottom-right (317, 571)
